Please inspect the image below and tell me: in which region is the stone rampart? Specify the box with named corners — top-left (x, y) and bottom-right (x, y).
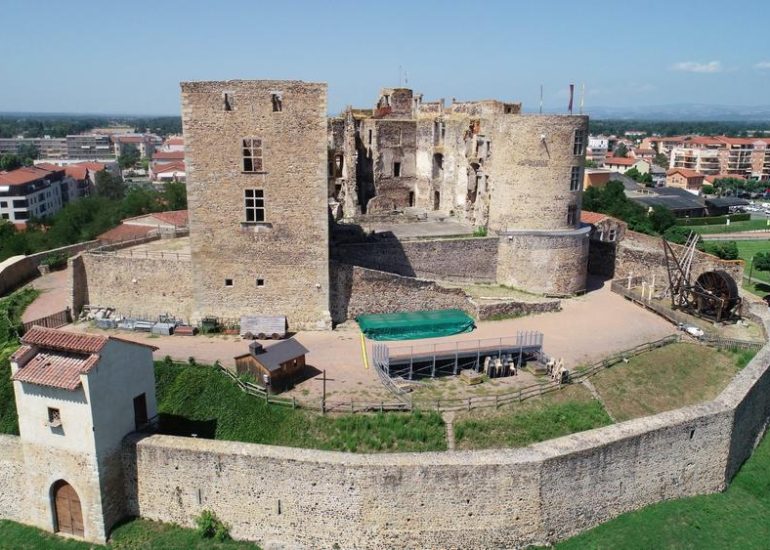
top-left (80, 253), bottom-right (194, 321)
top-left (332, 236), bottom-right (499, 283)
top-left (115, 307), bottom-right (770, 549)
top-left (616, 230), bottom-right (744, 283)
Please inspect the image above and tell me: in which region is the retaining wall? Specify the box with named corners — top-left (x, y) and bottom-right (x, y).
top-left (0, 240), bottom-right (98, 297)
top-left (80, 253), bottom-right (194, 321)
top-left (332, 236), bottom-right (499, 283)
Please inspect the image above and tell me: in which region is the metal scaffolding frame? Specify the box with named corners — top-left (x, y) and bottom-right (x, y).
top-left (372, 331), bottom-right (544, 381)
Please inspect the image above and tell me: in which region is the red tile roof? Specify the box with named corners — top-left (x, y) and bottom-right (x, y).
top-left (22, 326), bottom-right (109, 353)
top-left (667, 168), bottom-right (704, 179)
top-left (64, 165), bottom-right (89, 180)
top-left (151, 209), bottom-right (188, 226)
top-left (152, 151), bottom-right (185, 161)
top-left (0, 167), bottom-right (53, 186)
top-left (153, 161), bottom-right (186, 174)
top-left (35, 162), bottom-right (66, 173)
top-left (12, 349), bottom-right (100, 391)
top-left (580, 211), bottom-right (608, 225)
top-left (604, 156), bottom-right (636, 166)
top-left (75, 161), bottom-right (107, 172)
top-left (115, 136), bottom-right (143, 143)
top-left (97, 223), bottom-right (156, 243)
top-left (166, 137), bottom-right (184, 145)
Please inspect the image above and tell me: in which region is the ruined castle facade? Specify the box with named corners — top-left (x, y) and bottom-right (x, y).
top-left (76, 80), bottom-right (591, 330)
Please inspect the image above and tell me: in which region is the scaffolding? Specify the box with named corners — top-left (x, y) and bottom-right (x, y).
top-left (372, 331), bottom-right (544, 381)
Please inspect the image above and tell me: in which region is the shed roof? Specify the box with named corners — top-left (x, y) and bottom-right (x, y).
top-left (238, 339), bottom-right (309, 373)
top-left (705, 197), bottom-right (751, 208)
top-left (11, 347), bottom-right (99, 391)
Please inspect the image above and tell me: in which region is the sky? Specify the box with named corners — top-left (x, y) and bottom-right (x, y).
top-left (1, 0), bottom-right (769, 116)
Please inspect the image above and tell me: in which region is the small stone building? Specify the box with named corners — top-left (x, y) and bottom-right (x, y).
top-left (666, 168), bottom-right (705, 194)
top-left (9, 326), bottom-right (157, 543)
top-left (234, 339), bottom-right (308, 393)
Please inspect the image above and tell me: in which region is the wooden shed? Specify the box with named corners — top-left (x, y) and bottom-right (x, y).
top-left (234, 339), bottom-right (308, 393)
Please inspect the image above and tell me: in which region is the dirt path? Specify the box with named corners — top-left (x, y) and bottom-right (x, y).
top-left (21, 268), bottom-right (71, 322)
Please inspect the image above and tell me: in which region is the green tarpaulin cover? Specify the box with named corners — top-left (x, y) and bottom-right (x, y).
top-left (357, 309), bottom-right (475, 341)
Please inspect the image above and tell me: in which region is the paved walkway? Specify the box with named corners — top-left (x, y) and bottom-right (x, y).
top-left (21, 268), bottom-right (70, 323)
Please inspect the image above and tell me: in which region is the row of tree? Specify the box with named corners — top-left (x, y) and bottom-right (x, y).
top-left (0, 176), bottom-right (186, 263)
top-left (0, 115), bottom-right (181, 139)
top-left (589, 120), bottom-right (770, 138)
top-left (582, 180), bottom-right (677, 236)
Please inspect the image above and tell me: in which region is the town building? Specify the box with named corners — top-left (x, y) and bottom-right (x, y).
top-left (9, 326), bottom-right (158, 543)
top-left (666, 168), bottom-right (705, 194)
top-left (0, 137), bottom-right (68, 160)
top-left (0, 167), bottom-right (65, 223)
top-left (603, 156), bottom-right (648, 174)
top-left (65, 134), bottom-right (114, 161)
top-left (583, 168), bottom-right (613, 189)
top-left (112, 134), bottom-right (158, 158)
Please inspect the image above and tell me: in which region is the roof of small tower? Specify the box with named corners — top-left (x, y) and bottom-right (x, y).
top-left (10, 326), bottom-right (157, 391)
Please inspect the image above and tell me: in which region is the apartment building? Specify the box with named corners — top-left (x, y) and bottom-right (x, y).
top-left (0, 167), bottom-right (65, 223)
top-left (66, 134), bottom-right (114, 160)
top-left (0, 137), bottom-right (68, 159)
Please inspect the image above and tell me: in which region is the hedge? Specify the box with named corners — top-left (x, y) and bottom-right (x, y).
top-left (676, 213), bottom-right (750, 226)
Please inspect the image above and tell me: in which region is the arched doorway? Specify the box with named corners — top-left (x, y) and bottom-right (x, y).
top-left (52, 480), bottom-right (84, 537)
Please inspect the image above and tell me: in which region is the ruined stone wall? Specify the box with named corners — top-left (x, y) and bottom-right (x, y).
top-left (366, 120), bottom-right (418, 212)
top-left (615, 230), bottom-right (744, 283)
top-left (329, 263), bottom-right (472, 324)
top-left (487, 115), bottom-right (587, 232)
top-left (497, 228), bottom-right (591, 295)
top-left (182, 80), bottom-right (330, 330)
top-left (332, 236), bottom-right (499, 283)
top-left (587, 240), bottom-right (618, 278)
top-left (68, 254), bottom-right (89, 315)
top-left (475, 299), bottom-right (561, 320)
top-left (81, 253), bottom-right (194, 321)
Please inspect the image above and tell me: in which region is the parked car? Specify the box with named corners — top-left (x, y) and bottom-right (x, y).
top-left (678, 322), bottom-right (705, 339)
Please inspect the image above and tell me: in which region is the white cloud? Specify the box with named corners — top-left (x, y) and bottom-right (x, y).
top-left (755, 61), bottom-right (770, 69)
top-left (671, 61), bottom-right (722, 73)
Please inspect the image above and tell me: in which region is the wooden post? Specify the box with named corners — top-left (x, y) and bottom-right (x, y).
top-left (467, 398), bottom-right (471, 411)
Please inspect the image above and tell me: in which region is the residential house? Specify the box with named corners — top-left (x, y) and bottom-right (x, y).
top-left (666, 168), bottom-right (705, 195)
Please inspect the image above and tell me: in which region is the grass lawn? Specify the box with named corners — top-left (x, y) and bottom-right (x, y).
top-left (689, 219), bottom-right (770, 234)
top-left (156, 360), bottom-right (446, 452)
top-left (453, 384), bottom-right (613, 449)
top-left (591, 343), bottom-right (752, 422)
top-left (0, 518), bottom-right (260, 549)
top-left (711, 239), bottom-right (770, 282)
top-left (554, 430), bottom-right (770, 549)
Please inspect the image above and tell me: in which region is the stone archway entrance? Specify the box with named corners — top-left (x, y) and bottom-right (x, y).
top-left (52, 480), bottom-right (84, 537)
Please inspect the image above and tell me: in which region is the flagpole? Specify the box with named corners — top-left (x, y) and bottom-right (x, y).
top-left (539, 85), bottom-right (543, 114)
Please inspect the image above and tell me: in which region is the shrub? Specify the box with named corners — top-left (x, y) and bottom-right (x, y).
top-left (195, 510), bottom-right (230, 541)
top-left (40, 251), bottom-right (68, 269)
top-left (473, 226), bottom-right (488, 237)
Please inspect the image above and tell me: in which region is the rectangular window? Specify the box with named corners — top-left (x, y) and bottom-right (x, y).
top-left (271, 92), bottom-right (283, 112)
top-left (573, 130), bottom-right (586, 156)
top-left (368, 129), bottom-right (372, 145)
top-left (242, 138), bottom-right (263, 172)
top-left (570, 166), bottom-right (581, 191)
top-left (225, 278), bottom-right (233, 287)
top-left (608, 229), bottom-right (617, 242)
top-left (393, 162), bottom-right (401, 177)
top-left (0, 201), bottom-right (6, 208)
top-left (256, 278), bottom-right (265, 287)
top-left (244, 189), bottom-right (265, 222)
top-left (47, 407), bottom-right (61, 427)
top-left (567, 205), bottom-right (578, 226)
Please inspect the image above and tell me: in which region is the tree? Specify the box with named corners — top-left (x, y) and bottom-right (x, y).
top-left (584, 159), bottom-right (598, 168)
top-left (649, 205), bottom-right (677, 234)
top-left (0, 154), bottom-right (22, 171)
top-left (704, 241), bottom-right (739, 260)
top-left (613, 143), bottom-right (628, 158)
top-left (16, 143), bottom-right (39, 165)
top-left (164, 181), bottom-right (187, 210)
top-left (118, 144), bottom-right (141, 170)
top-left (95, 170), bottom-right (126, 201)
top-left (753, 252), bottom-right (770, 273)
top-left (702, 184), bottom-right (715, 195)
top-left (653, 152), bottom-right (669, 168)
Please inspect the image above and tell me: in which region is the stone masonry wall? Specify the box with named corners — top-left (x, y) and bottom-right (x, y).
top-left (81, 253), bottom-right (194, 321)
top-left (0, 435), bottom-right (24, 524)
top-left (615, 230), bottom-right (744, 283)
top-left (330, 263), bottom-right (472, 324)
top-left (332, 236), bottom-right (499, 283)
top-left (497, 228), bottom-right (591, 295)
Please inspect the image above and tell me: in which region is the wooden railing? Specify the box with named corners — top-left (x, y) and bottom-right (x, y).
top-left (216, 364), bottom-right (297, 408)
top-left (21, 308), bottom-right (72, 334)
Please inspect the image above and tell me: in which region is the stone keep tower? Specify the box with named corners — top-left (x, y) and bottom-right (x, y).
top-left (181, 80), bottom-right (331, 330)
top-left (9, 327), bottom-right (157, 543)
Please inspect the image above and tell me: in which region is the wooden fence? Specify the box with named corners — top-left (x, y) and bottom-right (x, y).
top-left (216, 364), bottom-right (297, 408)
top-left (21, 308), bottom-right (72, 334)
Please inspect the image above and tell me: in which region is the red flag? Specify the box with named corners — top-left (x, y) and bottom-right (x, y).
top-left (568, 84), bottom-right (574, 114)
